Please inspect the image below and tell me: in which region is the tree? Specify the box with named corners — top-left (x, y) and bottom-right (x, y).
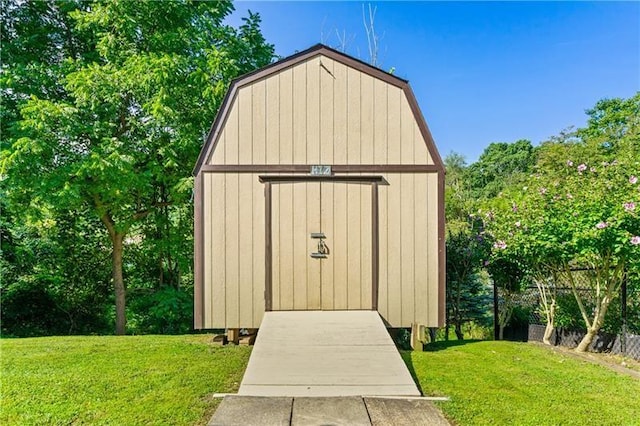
top-left (486, 257), bottom-right (528, 340)
top-left (444, 154), bottom-right (493, 340)
top-left (1, 0), bottom-right (275, 334)
top-left (487, 93), bottom-right (640, 351)
top-left (467, 139), bottom-right (537, 199)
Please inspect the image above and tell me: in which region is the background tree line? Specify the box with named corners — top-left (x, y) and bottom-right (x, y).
top-left (1, 0), bottom-right (275, 336)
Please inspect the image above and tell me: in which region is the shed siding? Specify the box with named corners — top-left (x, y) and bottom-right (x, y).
top-left (203, 173), bottom-right (265, 329)
top-left (374, 173), bottom-right (439, 327)
top-left (205, 55), bottom-right (434, 167)
top-left (199, 51), bottom-right (442, 329)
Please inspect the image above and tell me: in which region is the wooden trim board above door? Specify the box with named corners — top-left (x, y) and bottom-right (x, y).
top-left (201, 164), bottom-right (441, 173)
top-left (259, 175), bottom-right (385, 184)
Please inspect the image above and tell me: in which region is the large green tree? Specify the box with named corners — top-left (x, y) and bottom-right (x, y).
top-left (1, 0), bottom-right (275, 334)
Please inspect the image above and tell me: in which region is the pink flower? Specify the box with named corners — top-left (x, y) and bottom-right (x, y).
top-left (624, 202), bottom-right (636, 212)
top-left (595, 221), bottom-right (608, 229)
top-left (630, 176), bottom-right (638, 184)
top-left (577, 164), bottom-right (587, 173)
top-left (631, 236), bottom-right (640, 245)
top-left (493, 240), bottom-right (507, 250)
top-left (539, 187), bottom-right (547, 195)
top-left (566, 160), bottom-right (573, 167)
top-left (512, 203), bottom-right (518, 212)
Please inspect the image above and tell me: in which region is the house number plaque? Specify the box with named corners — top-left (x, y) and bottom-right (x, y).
top-left (310, 165), bottom-right (332, 176)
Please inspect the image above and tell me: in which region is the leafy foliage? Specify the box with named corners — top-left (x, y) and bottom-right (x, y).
top-left (486, 93), bottom-right (640, 350)
top-left (1, 0), bottom-right (275, 335)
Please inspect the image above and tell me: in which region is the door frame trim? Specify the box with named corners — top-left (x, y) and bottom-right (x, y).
top-left (260, 176), bottom-right (380, 312)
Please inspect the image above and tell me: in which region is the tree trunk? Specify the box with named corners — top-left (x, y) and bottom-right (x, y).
top-left (542, 322), bottom-right (555, 345)
top-left (576, 294), bottom-right (613, 353)
top-left (543, 302), bottom-right (556, 345)
top-left (455, 323), bottom-right (464, 340)
top-left (499, 324), bottom-right (504, 340)
top-left (576, 327), bottom-right (597, 352)
top-left (112, 232), bottom-right (126, 335)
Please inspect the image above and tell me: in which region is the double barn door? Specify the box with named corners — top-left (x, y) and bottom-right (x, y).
top-left (269, 181), bottom-right (374, 311)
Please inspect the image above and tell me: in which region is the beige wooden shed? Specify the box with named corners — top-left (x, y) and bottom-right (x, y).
top-left (193, 44), bottom-right (445, 333)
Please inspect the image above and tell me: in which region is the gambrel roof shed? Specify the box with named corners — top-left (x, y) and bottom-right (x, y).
top-left (193, 44), bottom-right (445, 331)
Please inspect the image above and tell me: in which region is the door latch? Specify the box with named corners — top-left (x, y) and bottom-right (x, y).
top-left (310, 233), bottom-right (329, 258)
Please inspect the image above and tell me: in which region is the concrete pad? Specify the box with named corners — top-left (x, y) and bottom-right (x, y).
top-left (291, 397), bottom-right (370, 426)
top-left (364, 397), bottom-right (450, 426)
top-left (207, 396), bottom-right (292, 426)
top-left (239, 311), bottom-right (420, 397)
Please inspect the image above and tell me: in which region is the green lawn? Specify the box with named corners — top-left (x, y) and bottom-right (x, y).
top-left (405, 340), bottom-right (640, 426)
top-left (1, 335), bottom-right (250, 425)
top-left (3, 336), bottom-right (639, 425)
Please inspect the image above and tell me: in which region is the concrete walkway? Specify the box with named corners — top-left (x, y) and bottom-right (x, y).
top-left (238, 311), bottom-right (421, 397)
top-left (208, 396), bottom-right (450, 426)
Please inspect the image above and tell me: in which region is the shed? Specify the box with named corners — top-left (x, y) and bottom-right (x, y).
top-left (193, 44), bottom-right (445, 333)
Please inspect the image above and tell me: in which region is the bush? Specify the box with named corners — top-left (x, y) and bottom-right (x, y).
top-left (128, 287), bottom-right (193, 334)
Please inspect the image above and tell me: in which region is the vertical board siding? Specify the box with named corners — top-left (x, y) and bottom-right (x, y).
top-left (373, 79), bottom-right (388, 165)
top-left (360, 74), bottom-right (374, 164)
top-left (207, 55), bottom-right (434, 166)
top-left (427, 173), bottom-right (440, 325)
top-left (320, 58), bottom-right (334, 164)
top-left (209, 174), bottom-right (225, 326)
top-left (252, 176), bottom-right (266, 326)
top-left (306, 183), bottom-right (322, 309)
top-left (201, 53), bottom-right (442, 329)
top-left (332, 183), bottom-right (348, 309)
top-left (306, 57), bottom-right (321, 164)
top-left (360, 184), bottom-right (373, 308)
top-left (377, 181), bottom-right (389, 320)
top-left (347, 67), bottom-right (361, 164)
top-left (252, 81), bottom-right (266, 164)
top-left (292, 63), bottom-right (307, 163)
top-left (225, 173), bottom-right (240, 328)
top-left (238, 174), bottom-right (253, 325)
top-left (272, 184), bottom-right (281, 310)
top-left (320, 182), bottom-right (335, 310)
top-left (292, 182), bottom-right (308, 309)
top-left (414, 175), bottom-right (429, 324)
top-left (385, 174), bottom-right (402, 325)
top-left (279, 69), bottom-right (292, 163)
top-left (266, 73), bottom-right (281, 164)
top-left (333, 61), bottom-right (348, 165)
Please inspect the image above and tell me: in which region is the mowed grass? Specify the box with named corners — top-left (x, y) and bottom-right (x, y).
top-left (1, 335), bottom-right (251, 425)
top-left (404, 340), bottom-right (640, 426)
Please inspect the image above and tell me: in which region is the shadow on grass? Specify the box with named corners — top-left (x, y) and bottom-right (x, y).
top-left (422, 339), bottom-right (485, 352)
top-left (401, 339), bottom-right (485, 396)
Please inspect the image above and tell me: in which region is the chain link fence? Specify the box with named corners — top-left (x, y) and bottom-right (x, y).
top-left (497, 268), bottom-right (640, 360)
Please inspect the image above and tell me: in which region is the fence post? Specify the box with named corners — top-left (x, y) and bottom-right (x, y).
top-left (494, 281), bottom-right (500, 340)
top-left (621, 270), bottom-right (627, 356)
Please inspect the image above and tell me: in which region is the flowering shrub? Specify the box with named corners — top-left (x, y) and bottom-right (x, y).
top-left (485, 129), bottom-right (639, 351)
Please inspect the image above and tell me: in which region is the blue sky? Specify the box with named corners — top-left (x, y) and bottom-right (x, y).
top-left (229, 1), bottom-right (639, 163)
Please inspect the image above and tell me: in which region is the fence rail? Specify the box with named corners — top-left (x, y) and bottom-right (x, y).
top-left (496, 268), bottom-right (640, 360)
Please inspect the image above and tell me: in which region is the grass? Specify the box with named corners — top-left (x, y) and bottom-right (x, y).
top-left (4, 335), bottom-right (639, 425)
top-left (1, 335), bottom-right (251, 425)
top-left (404, 340), bottom-right (640, 426)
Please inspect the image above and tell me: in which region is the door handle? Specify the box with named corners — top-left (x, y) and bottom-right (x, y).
top-left (310, 233), bottom-right (329, 258)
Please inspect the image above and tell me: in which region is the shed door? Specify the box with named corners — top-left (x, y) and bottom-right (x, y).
top-left (271, 182), bottom-right (372, 311)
